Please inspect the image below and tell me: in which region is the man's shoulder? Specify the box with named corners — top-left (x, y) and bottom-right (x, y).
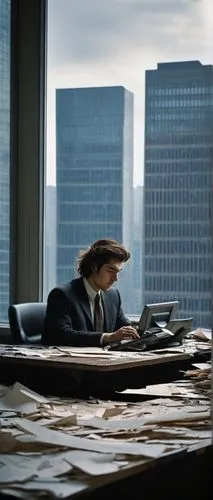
top-left (60, 277), bottom-right (82, 292)
top-left (48, 277), bottom-right (83, 297)
top-left (103, 286), bottom-right (120, 301)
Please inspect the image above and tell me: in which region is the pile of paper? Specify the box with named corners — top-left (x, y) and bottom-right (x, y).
top-left (0, 379), bottom-right (211, 499)
top-left (190, 328), bottom-right (212, 342)
top-left (183, 362), bottom-right (212, 397)
top-left (0, 344), bottom-right (154, 359)
top-left (0, 341), bottom-right (211, 360)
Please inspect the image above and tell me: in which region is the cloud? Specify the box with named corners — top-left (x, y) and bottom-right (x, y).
top-left (46, 0), bottom-right (213, 186)
top-left (47, 0), bottom-right (211, 69)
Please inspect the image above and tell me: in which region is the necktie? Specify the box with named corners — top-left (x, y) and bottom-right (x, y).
top-left (94, 294), bottom-right (103, 331)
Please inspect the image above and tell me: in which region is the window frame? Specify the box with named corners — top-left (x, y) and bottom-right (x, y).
top-left (0, 0), bottom-right (46, 339)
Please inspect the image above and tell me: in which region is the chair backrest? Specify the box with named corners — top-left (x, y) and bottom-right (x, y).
top-left (8, 302), bottom-right (47, 344)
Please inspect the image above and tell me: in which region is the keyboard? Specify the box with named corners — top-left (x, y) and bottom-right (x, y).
top-left (108, 329), bottom-right (174, 352)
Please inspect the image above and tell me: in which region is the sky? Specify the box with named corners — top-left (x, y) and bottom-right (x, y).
top-left (46, 0), bottom-right (213, 186)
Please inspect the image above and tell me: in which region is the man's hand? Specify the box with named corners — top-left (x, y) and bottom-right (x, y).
top-left (102, 326), bottom-right (140, 345)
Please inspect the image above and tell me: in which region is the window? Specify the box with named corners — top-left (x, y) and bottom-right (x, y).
top-left (44, 0), bottom-right (213, 327)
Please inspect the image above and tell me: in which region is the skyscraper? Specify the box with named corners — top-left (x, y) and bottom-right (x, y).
top-left (56, 86), bottom-right (134, 311)
top-left (0, 0), bottom-right (10, 322)
top-left (144, 61), bottom-right (213, 328)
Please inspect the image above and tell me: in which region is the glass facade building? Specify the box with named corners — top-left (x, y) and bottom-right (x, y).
top-left (56, 86), bottom-right (134, 311)
top-left (144, 61), bottom-right (213, 328)
top-left (0, 0), bottom-right (10, 322)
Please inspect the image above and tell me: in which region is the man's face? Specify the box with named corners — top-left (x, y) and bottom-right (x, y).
top-left (88, 259), bottom-right (124, 292)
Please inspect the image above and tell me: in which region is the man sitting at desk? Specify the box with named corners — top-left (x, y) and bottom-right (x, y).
top-left (42, 239), bottom-right (139, 347)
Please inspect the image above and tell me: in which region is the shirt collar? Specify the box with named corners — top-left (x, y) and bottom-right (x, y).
top-left (83, 277), bottom-right (100, 302)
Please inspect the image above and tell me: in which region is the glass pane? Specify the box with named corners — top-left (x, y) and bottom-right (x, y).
top-left (45, 0), bottom-right (213, 328)
top-left (0, 0), bottom-right (10, 323)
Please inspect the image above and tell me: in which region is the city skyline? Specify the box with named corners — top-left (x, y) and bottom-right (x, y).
top-left (46, 0), bottom-right (213, 187)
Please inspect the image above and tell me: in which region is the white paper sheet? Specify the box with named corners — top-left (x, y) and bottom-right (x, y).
top-left (191, 328), bottom-right (212, 341)
top-left (78, 408), bottom-right (210, 430)
top-left (0, 382), bottom-right (49, 414)
top-left (65, 450), bottom-right (120, 475)
top-left (1, 479), bottom-right (87, 498)
top-left (0, 465), bottom-right (35, 483)
top-left (15, 418), bottom-right (166, 458)
top-left (191, 362), bottom-right (211, 370)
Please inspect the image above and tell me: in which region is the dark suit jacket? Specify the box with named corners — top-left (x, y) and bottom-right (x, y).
top-left (42, 277), bottom-right (130, 347)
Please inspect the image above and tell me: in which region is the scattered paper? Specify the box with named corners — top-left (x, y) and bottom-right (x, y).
top-left (191, 328), bottom-right (212, 341)
top-left (1, 479), bottom-right (87, 498)
top-left (15, 418), bottom-right (166, 458)
top-left (0, 460), bottom-right (36, 483)
top-left (191, 363), bottom-right (211, 370)
top-left (119, 382), bottom-right (208, 399)
top-left (0, 376), bottom-right (211, 500)
top-left (1, 384), bottom-right (38, 414)
top-left (65, 450), bottom-right (119, 475)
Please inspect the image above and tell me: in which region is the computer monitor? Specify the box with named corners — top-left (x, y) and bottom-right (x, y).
top-left (138, 301), bottom-right (180, 334)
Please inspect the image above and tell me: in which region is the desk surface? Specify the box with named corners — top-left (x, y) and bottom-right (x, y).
top-left (0, 339), bottom-right (210, 372)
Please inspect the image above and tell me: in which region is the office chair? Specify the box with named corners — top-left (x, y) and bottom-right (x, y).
top-left (8, 302), bottom-right (47, 344)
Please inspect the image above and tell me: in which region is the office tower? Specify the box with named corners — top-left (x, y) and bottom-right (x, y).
top-left (44, 185), bottom-right (56, 300)
top-left (144, 60), bottom-right (213, 328)
top-left (0, 0), bottom-right (10, 322)
top-left (56, 86), bottom-right (134, 311)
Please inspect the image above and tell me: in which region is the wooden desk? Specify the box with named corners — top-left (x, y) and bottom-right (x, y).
top-left (0, 341), bottom-right (211, 397)
top-left (0, 344), bottom-right (193, 370)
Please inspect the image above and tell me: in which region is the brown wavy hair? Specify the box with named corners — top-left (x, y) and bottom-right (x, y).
top-left (77, 239), bottom-right (130, 278)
